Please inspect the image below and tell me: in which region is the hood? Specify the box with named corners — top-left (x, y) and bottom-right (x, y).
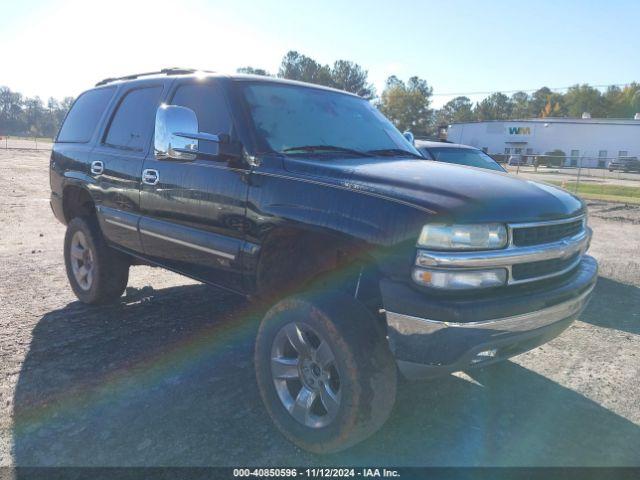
top-left (283, 156), bottom-right (585, 223)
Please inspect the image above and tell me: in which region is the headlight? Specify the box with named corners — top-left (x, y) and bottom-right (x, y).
top-left (417, 223), bottom-right (507, 250)
top-left (412, 267), bottom-right (507, 290)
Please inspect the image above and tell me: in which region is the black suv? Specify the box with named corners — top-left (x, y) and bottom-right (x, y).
top-left (50, 69), bottom-right (597, 453)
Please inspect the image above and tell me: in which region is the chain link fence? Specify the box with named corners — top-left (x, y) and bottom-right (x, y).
top-left (0, 135), bottom-right (53, 150)
top-left (497, 154), bottom-right (640, 203)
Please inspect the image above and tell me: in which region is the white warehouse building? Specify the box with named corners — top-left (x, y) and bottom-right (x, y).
top-left (446, 115), bottom-right (640, 168)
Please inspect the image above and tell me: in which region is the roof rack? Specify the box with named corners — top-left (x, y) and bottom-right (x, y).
top-left (95, 68), bottom-right (212, 86)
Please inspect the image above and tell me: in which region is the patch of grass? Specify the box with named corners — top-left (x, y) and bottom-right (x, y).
top-left (546, 180), bottom-right (640, 204)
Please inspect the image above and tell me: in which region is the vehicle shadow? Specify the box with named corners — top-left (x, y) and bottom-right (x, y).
top-left (12, 281), bottom-right (640, 467)
top-left (578, 276), bottom-right (640, 335)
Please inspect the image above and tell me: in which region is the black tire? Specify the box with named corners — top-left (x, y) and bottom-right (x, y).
top-left (254, 291), bottom-right (396, 453)
top-left (64, 216), bottom-right (130, 304)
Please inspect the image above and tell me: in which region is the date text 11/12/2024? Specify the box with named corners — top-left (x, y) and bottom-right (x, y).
top-left (232, 468), bottom-right (400, 477)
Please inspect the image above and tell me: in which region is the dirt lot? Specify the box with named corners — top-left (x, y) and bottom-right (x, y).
top-left (1, 149), bottom-right (639, 467)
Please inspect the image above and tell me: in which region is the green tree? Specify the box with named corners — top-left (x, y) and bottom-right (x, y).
top-left (474, 92), bottom-right (512, 120)
top-left (330, 60), bottom-right (375, 99)
top-left (60, 96), bottom-right (75, 112)
top-left (236, 66), bottom-right (271, 76)
top-left (41, 97), bottom-right (60, 137)
top-left (564, 84), bottom-right (606, 117)
top-left (530, 87), bottom-right (565, 117)
top-left (378, 75), bottom-right (433, 136)
top-left (0, 86), bottom-right (25, 133)
top-left (603, 85), bottom-right (623, 116)
top-left (277, 50), bottom-right (333, 87)
top-left (0, 86), bottom-right (73, 137)
top-left (23, 96), bottom-right (45, 136)
top-left (435, 96), bottom-right (474, 125)
top-left (510, 91), bottom-right (530, 118)
top-left (605, 83), bottom-right (640, 117)
top-left (624, 84), bottom-right (640, 116)
top-left (277, 51), bottom-right (375, 98)
top-left (530, 87), bottom-right (552, 116)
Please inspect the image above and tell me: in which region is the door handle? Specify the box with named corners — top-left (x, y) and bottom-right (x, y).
top-left (90, 160), bottom-right (104, 175)
top-left (142, 169), bottom-right (159, 185)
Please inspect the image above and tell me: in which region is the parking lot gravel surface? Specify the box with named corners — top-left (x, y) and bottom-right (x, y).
top-left (1, 150), bottom-right (639, 466)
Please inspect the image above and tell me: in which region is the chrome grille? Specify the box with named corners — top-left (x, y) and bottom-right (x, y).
top-left (511, 253), bottom-right (580, 281)
top-left (512, 219), bottom-right (584, 247)
top-left (415, 215), bottom-right (591, 287)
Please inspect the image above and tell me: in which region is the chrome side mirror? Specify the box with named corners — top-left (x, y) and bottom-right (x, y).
top-left (154, 105), bottom-right (222, 160)
top-left (403, 131), bottom-right (414, 145)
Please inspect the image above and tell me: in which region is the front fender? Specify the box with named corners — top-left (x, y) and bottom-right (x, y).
top-left (246, 165), bottom-right (431, 279)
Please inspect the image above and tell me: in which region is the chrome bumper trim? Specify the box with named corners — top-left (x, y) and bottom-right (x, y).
top-left (386, 282), bottom-right (595, 336)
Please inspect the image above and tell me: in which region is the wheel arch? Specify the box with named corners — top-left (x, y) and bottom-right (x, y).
top-left (254, 225), bottom-right (385, 318)
top-left (62, 183), bottom-right (97, 223)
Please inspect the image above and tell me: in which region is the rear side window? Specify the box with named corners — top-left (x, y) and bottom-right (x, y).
top-left (56, 87), bottom-right (115, 143)
top-left (104, 86), bottom-right (163, 151)
top-left (171, 83), bottom-right (233, 135)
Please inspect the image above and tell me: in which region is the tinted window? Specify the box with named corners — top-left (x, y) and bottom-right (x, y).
top-left (171, 83), bottom-right (232, 135)
top-left (425, 147), bottom-right (505, 172)
top-left (56, 87), bottom-right (115, 143)
top-left (104, 86), bottom-right (163, 151)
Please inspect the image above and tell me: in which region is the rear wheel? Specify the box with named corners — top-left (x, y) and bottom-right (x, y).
top-left (64, 216), bottom-right (130, 304)
top-left (255, 291), bottom-right (396, 453)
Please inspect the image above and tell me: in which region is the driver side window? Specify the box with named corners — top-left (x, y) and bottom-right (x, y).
top-left (170, 82), bottom-right (233, 136)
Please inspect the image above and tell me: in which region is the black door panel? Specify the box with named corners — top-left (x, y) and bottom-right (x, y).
top-left (139, 160), bottom-right (249, 291)
top-left (95, 205), bottom-right (140, 248)
top-left (139, 214), bottom-right (243, 288)
top-left (139, 79), bottom-right (249, 292)
top-left (90, 85), bottom-right (164, 253)
top-left (90, 148), bottom-right (146, 252)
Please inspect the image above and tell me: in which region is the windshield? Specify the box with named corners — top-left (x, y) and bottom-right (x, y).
top-left (240, 82), bottom-right (420, 157)
top-left (424, 147), bottom-right (505, 172)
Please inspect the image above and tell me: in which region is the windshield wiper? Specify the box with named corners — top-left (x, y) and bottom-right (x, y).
top-left (282, 145), bottom-right (373, 157)
top-left (367, 148), bottom-right (424, 159)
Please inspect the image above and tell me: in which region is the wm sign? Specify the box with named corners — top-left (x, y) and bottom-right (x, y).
top-left (507, 126), bottom-right (532, 135)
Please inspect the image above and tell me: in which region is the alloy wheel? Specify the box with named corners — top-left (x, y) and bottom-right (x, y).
top-left (69, 230), bottom-right (94, 290)
top-left (270, 322), bottom-right (341, 428)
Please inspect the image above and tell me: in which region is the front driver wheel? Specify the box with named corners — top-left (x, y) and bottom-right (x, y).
top-left (255, 292), bottom-right (396, 453)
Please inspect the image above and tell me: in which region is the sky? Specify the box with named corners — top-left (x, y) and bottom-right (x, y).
top-left (2, 0), bottom-right (640, 108)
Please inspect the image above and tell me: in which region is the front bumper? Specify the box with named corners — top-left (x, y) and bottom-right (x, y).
top-left (382, 256), bottom-right (598, 379)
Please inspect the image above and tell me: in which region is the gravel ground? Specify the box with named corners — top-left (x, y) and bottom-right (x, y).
top-left (0, 150), bottom-right (639, 467)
